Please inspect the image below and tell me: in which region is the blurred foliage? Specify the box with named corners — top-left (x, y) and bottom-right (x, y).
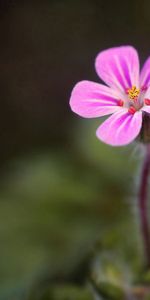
top-left (0, 118), bottom-right (145, 299)
top-left (28, 284), bottom-right (93, 300)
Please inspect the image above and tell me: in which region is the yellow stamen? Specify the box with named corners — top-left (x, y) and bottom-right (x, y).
top-left (127, 86), bottom-right (140, 100)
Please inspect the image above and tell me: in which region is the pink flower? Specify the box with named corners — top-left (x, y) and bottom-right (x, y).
top-left (69, 46), bottom-right (150, 146)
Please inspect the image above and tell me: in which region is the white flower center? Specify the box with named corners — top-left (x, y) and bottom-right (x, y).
top-left (118, 85), bottom-right (150, 114)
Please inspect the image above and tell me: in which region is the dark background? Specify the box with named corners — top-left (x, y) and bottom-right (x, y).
top-left (0, 0), bottom-right (149, 162)
top-left (0, 0), bottom-right (148, 299)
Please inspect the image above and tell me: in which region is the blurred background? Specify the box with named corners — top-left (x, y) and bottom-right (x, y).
top-left (0, 0), bottom-right (149, 299)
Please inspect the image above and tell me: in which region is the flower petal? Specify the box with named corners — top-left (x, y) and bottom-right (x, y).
top-left (69, 80), bottom-right (123, 118)
top-left (141, 86), bottom-right (150, 114)
top-left (95, 46), bottom-right (140, 93)
top-left (140, 57), bottom-right (150, 89)
top-left (96, 109), bottom-right (142, 146)
top-left (142, 106), bottom-right (150, 114)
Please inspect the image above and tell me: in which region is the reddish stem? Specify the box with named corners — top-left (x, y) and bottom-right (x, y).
top-left (139, 144), bottom-right (150, 268)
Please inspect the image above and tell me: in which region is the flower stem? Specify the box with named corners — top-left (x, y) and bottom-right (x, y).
top-left (139, 144), bottom-right (150, 268)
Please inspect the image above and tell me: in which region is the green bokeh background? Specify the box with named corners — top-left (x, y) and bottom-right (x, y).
top-left (0, 0), bottom-right (149, 299)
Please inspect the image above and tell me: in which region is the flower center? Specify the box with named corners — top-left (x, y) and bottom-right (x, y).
top-left (127, 85), bottom-right (140, 101)
top-left (118, 85), bottom-right (150, 114)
